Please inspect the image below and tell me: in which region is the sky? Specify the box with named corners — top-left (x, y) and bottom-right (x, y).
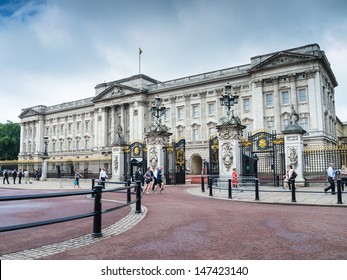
top-left (0, 0), bottom-right (346, 123)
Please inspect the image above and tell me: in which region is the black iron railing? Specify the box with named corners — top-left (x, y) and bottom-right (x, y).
top-left (0, 180), bottom-right (143, 237)
top-left (201, 175), bottom-right (345, 205)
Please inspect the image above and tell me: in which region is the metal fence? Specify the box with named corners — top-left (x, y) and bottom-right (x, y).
top-left (200, 175), bottom-right (345, 205)
top-left (0, 180), bottom-right (143, 236)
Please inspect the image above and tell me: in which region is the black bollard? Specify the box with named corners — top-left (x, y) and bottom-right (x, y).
top-left (255, 178), bottom-right (259, 201)
top-left (135, 181), bottom-right (142, 213)
top-left (92, 184), bottom-right (103, 237)
top-left (228, 179), bottom-right (232, 199)
top-left (201, 176), bottom-right (205, 193)
top-left (337, 179), bottom-right (343, 204)
top-left (209, 177), bottom-right (213, 197)
top-left (291, 179), bottom-right (296, 202)
top-left (126, 180), bottom-right (131, 203)
top-left (91, 178), bottom-right (95, 198)
top-left (275, 175), bottom-right (280, 188)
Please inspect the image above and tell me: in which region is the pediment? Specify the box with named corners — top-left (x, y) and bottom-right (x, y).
top-left (250, 52), bottom-right (317, 72)
top-left (92, 83), bottom-right (142, 102)
top-left (18, 108), bottom-right (42, 119)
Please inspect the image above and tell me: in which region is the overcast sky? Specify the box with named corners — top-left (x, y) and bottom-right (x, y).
top-left (0, 0), bottom-right (346, 123)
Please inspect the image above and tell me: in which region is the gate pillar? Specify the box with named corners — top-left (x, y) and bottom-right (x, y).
top-left (145, 131), bottom-right (172, 171)
top-left (112, 146), bottom-right (126, 181)
top-left (283, 113), bottom-right (306, 187)
top-left (216, 123), bottom-right (245, 178)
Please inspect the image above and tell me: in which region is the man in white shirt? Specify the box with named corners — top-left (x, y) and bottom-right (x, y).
top-left (99, 167), bottom-right (108, 188)
top-left (324, 163), bottom-right (336, 195)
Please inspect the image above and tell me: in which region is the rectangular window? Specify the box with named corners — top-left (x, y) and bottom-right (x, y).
top-left (76, 140), bottom-right (80, 150)
top-left (53, 126), bottom-right (56, 136)
top-left (193, 129), bottom-right (199, 142)
top-left (192, 105), bottom-right (199, 118)
top-left (178, 130), bottom-right (184, 138)
top-left (60, 124), bottom-right (64, 134)
top-left (298, 88), bottom-right (307, 103)
top-left (267, 120), bottom-right (274, 131)
top-left (85, 139), bottom-right (89, 149)
top-left (282, 91), bottom-right (290, 105)
top-left (85, 121), bottom-right (89, 132)
top-left (299, 117), bottom-right (309, 131)
top-left (282, 118), bottom-right (290, 130)
top-left (266, 93), bottom-right (273, 107)
top-left (243, 124), bottom-right (252, 137)
top-left (164, 109), bottom-right (170, 122)
top-left (208, 103), bottom-right (216, 116)
top-left (177, 107), bottom-right (184, 120)
top-left (52, 142), bottom-right (56, 153)
top-left (77, 122), bottom-right (80, 132)
top-left (68, 123), bottom-right (72, 134)
top-left (209, 127), bottom-right (215, 136)
top-left (60, 142), bottom-right (63, 152)
top-left (243, 98), bottom-right (250, 112)
top-left (68, 141), bottom-right (71, 151)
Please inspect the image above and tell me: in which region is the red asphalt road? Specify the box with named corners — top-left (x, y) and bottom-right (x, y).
top-left (1, 186), bottom-right (347, 260)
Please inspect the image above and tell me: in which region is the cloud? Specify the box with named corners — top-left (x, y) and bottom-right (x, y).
top-left (0, 0), bottom-right (347, 124)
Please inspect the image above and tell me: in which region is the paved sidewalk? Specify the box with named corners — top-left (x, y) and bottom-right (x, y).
top-left (2, 178), bottom-right (346, 206)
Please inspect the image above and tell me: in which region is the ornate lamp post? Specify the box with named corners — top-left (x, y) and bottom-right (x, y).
top-left (150, 95), bottom-right (166, 131)
top-left (219, 83), bottom-right (239, 124)
top-left (41, 136), bottom-right (49, 181)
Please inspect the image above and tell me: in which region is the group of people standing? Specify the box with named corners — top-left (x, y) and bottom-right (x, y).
top-left (2, 169), bottom-right (30, 184)
top-left (135, 166), bottom-right (164, 195)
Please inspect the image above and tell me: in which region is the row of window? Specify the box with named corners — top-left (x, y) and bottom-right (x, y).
top-left (23, 139), bottom-right (90, 154)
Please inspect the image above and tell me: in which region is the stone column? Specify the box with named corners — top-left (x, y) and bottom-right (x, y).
top-left (283, 125), bottom-right (306, 187)
top-left (145, 131), bottom-right (172, 170)
top-left (112, 146), bottom-right (125, 181)
top-left (216, 122), bottom-right (245, 178)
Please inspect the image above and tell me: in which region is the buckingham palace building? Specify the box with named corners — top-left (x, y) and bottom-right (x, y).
top-left (18, 43), bottom-right (340, 178)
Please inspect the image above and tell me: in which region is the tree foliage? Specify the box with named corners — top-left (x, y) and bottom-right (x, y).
top-left (0, 121), bottom-right (20, 160)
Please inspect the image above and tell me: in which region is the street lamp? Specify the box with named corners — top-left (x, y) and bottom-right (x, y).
top-left (220, 83), bottom-right (239, 121)
top-left (43, 136), bottom-right (49, 157)
top-left (150, 95), bottom-right (166, 130)
top-left (41, 136), bottom-right (49, 181)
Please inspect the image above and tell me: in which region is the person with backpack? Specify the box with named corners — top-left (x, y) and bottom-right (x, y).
top-left (287, 164), bottom-right (297, 190)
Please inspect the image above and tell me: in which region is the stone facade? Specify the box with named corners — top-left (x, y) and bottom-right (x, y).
top-left (18, 43), bottom-right (338, 176)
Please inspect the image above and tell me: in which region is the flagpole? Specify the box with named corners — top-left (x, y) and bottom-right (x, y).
top-left (139, 47), bottom-right (142, 76)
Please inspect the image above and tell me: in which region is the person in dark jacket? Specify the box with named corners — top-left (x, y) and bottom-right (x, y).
top-left (12, 170), bottom-right (18, 184)
top-left (3, 170), bottom-right (10, 184)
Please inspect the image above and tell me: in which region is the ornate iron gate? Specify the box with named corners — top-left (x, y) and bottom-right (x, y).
top-left (240, 131), bottom-right (285, 186)
top-left (164, 139), bottom-right (186, 185)
top-left (209, 136), bottom-right (219, 175)
top-left (124, 142), bottom-right (147, 182)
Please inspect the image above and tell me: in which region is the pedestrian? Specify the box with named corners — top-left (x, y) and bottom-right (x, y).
top-left (154, 166), bottom-right (164, 193)
top-left (232, 168), bottom-right (239, 188)
top-left (18, 170), bottom-right (22, 184)
top-left (285, 165), bottom-right (294, 190)
top-left (23, 169), bottom-right (29, 184)
top-left (340, 165), bottom-right (346, 191)
top-left (202, 166), bottom-right (207, 175)
top-left (99, 167), bottom-right (108, 188)
top-left (288, 165), bottom-right (297, 190)
top-left (142, 167), bottom-right (153, 195)
top-left (12, 169), bottom-right (18, 184)
top-left (324, 163), bottom-right (336, 195)
top-left (3, 170), bottom-right (10, 184)
top-left (73, 170), bottom-right (83, 189)
top-left (151, 167), bottom-right (158, 192)
top-left (134, 166), bottom-right (144, 192)
top-left (283, 166), bottom-right (290, 190)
